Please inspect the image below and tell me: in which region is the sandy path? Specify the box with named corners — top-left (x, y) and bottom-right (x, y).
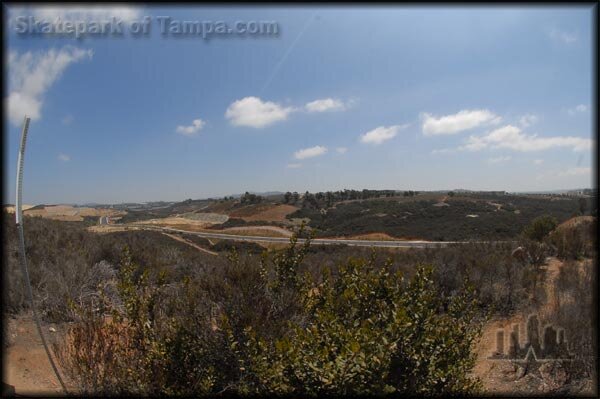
top-left (4, 315), bottom-right (74, 395)
top-left (162, 233), bottom-right (218, 256)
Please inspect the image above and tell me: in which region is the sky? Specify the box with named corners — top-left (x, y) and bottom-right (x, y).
top-left (3, 5), bottom-right (596, 204)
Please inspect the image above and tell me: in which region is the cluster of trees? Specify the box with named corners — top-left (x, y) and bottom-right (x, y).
top-left (240, 192), bottom-right (263, 204)
top-left (283, 189), bottom-right (400, 208)
top-left (290, 195), bottom-right (586, 241)
top-left (403, 190), bottom-right (419, 197)
top-left (282, 191), bottom-right (301, 205)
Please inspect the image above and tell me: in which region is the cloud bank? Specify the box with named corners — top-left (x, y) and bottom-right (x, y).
top-left (7, 46), bottom-right (93, 126)
top-left (460, 125), bottom-right (592, 152)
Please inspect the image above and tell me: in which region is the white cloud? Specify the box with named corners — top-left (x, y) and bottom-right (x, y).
top-left (294, 145), bottom-right (327, 160)
top-left (567, 104), bottom-right (588, 116)
top-left (7, 46), bottom-right (93, 126)
top-left (225, 96), bottom-right (294, 128)
top-left (548, 28), bottom-right (577, 44)
top-left (460, 125), bottom-right (592, 152)
top-left (421, 109), bottom-right (501, 136)
top-left (305, 98), bottom-right (347, 113)
top-left (558, 167), bottom-right (590, 177)
top-left (519, 114), bottom-right (538, 128)
top-left (335, 147), bottom-right (348, 154)
top-left (176, 118), bottom-right (205, 136)
top-left (58, 153), bottom-right (70, 162)
top-left (286, 163), bottom-right (302, 169)
top-left (360, 124), bottom-right (408, 145)
top-left (533, 159), bottom-right (544, 165)
top-left (487, 156), bottom-right (511, 164)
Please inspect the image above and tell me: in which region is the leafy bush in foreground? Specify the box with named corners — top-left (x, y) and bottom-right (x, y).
top-left (57, 234), bottom-right (484, 396)
top-left (245, 262), bottom-right (483, 395)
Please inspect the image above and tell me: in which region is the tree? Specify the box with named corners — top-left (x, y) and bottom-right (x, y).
top-left (325, 191), bottom-right (334, 207)
top-left (241, 192), bottom-right (262, 204)
top-left (579, 198), bottom-right (587, 216)
top-left (522, 215), bottom-right (558, 242)
top-left (283, 192), bottom-right (292, 204)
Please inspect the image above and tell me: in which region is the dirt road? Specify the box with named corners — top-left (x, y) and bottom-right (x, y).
top-left (162, 232), bottom-right (218, 256)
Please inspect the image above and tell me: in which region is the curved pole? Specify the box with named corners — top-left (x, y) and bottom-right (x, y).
top-left (15, 116), bottom-right (69, 394)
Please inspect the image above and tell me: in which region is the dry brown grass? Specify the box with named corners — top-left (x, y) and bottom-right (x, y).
top-left (132, 217), bottom-right (215, 230)
top-left (3, 204), bottom-right (35, 214)
top-left (229, 204), bottom-right (298, 222)
top-left (555, 216), bottom-right (595, 231)
top-left (343, 232), bottom-right (402, 241)
top-left (24, 205), bottom-right (125, 222)
top-left (219, 226), bottom-right (293, 237)
top-left (87, 225), bottom-right (143, 233)
top-left (325, 232), bottom-right (424, 241)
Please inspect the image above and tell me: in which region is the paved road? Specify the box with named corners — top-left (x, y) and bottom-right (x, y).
top-left (136, 225), bottom-right (495, 248)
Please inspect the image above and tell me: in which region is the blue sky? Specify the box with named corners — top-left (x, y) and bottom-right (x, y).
top-left (4, 5), bottom-right (595, 204)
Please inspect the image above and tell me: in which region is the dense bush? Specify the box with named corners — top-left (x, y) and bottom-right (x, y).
top-left (211, 240), bottom-right (265, 254)
top-left (550, 218), bottom-right (597, 260)
top-left (551, 258), bottom-right (596, 381)
top-left (245, 262), bottom-right (483, 395)
top-left (57, 234), bottom-right (485, 396)
top-left (289, 195), bottom-right (581, 241)
top-left (2, 212), bottom-right (219, 321)
top-left (522, 215), bottom-right (558, 242)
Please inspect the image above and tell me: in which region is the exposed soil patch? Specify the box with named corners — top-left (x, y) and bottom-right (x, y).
top-left (230, 204), bottom-right (298, 222)
top-left (219, 226), bottom-right (293, 237)
top-left (177, 212), bottom-right (229, 223)
top-left (472, 257), bottom-right (594, 395)
top-left (23, 205), bottom-right (125, 222)
top-left (4, 314), bottom-right (75, 396)
top-left (162, 233), bottom-right (218, 256)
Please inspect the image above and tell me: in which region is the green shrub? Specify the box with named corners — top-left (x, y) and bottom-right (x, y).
top-left (58, 234), bottom-right (485, 396)
top-left (550, 218), bottom-right (597, 260)
top-left (522, 215), bottom-right (558, 242)
top-left (245, 259), bottom-right (484, 395)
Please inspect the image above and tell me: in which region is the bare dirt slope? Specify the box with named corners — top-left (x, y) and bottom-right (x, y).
top-left (219, 226), bottom-right (293, 237)
top-left (4, 315), bottom-right (74, 396)
top-left (3, 205), bottom-right (35, 214)
top-left (229, 204), bottom-right (298, 222)
top-left (23, 205), bottom-right (125, 222)
top-left (472, 257), bottom-right (594, 395)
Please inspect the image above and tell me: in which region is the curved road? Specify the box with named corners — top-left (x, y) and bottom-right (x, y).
top-left (136, 225), bottom-right (504, 248)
